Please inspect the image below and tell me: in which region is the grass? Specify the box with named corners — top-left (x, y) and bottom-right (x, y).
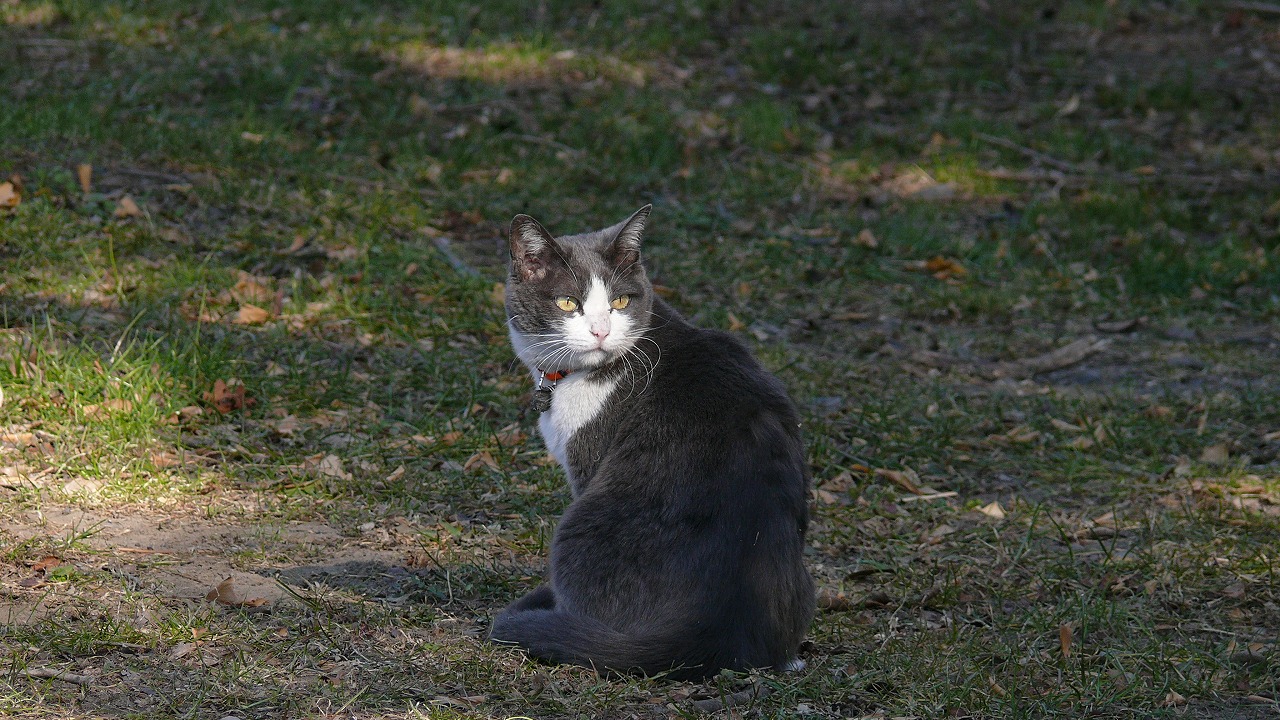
top-left (1, 0), bottom-right (1279, 718)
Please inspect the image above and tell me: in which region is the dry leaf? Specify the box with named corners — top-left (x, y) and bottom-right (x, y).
top-left (203, 379), bottom-right (253, 413)
top-left (313, 454), bottom-right (352, 481)
top-left (169, 642), bottom-right (196, 660)
top-left (76, 164), bottom-right (92, 194)
top-left (232, 304), bottom-right (271, 325)
top-left (1056, 93), bottom-right (1081, 117)
top-left (727, 312), bottom-right (745, 331)
top-left (495, 426), bottom-right (527, 447)
top-left (976, 501), bottom-right (1006, 520)
top-left (268, 414), bottom-right (302, 437)
top-left (924, 256), bottom-right (967, 279)
top-left (1262, 429), bottom-right (1280, 442)
top-left (1199, 444), bottom-right (1229, 465)
top-left (231, 273), bottom-right (275, 304)
top-left (241, 131), bottom-right (265, 144)
top-left (1050, 418), bottom-right (1083, 432)
top-left (854, 229), bottom-right (878, 248)
top-left (1162, 691), bottom-right (1187, 707)
top-left (114, 196), bottom-right (142, 218)
top-left (83, 398), bottom-right (134, 418)
top-left (1059, 624), bottom-right (1073, 657)
top-left (1066, 436), bottom-right (1095, 450)
top-left (205, 576), bottom-right (269, 608)
top-left (875, 467), bottom-right (922, 494)
top-left (31, 556), bottom-right (63, 573)
top-left (0, 181), bottom-right (20, 208)
top-left (463, 450), bottom-right (499, 473)
top-left (206, 576), bottom-right (240, 604)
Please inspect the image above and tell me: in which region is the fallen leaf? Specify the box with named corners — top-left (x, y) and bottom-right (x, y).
top-left (83, 398), bottom-right (134, 418)
top-left (312, 454), bottom-right (352, 481)
top-left (1056, 93), bottom-right (1081, 117)
top-left (907, 256), bottom-right (967, 280)
top-left (386, 465), bottom-right (406, 483)
top-left (1162, 691), bottom-right (1187, 707)
top-left (206, 576), bottom-right (240, 604)
top-left (816, 589), bottom-right (853, 611)
top-left (875, 467), bottom-right (922, 494)
top-left (854, 229), bottom-right (878, 248)
top-left (268, 414), bottom-right (302, 437)
top-left (494, 426), bottom-right (527, 447)
top-left (1263, 429), bottom-right (1280, 442)
top-left (1199, 444), bottom-right (1229, 465)
top-left (727, 312), bottom-right (745, 331)
top-left (976, 501), bottom-right (1006, 519)
top-left (1050, 418), bottom-right (1083, 432)
top-left (925, 523), bottom-right (956, 542)
top-left (1066, 436), bottom-right (1095, 450)
top-left (0, 181), bottom-right (19, 208)
top-left (231, 304), bottom-right (271, 325)
top-left (231, 273), bottom-right (275, 304)
top-left (205, 576), bottom-right (269, 608)
top-left (149, 451), bottom-right (184, 468)
top-left (241, 131), bottom-right (265, 144)
top-left (31, 556), bottom-right (63, 573)
top-left (114, 196), bottom-right (142, 218)
top-left (464, 450), bottom-right (499, 473)
top-left (1060, 623), bottom-right (1073, 657)
top-left (169, 641), bottom-right (196, 660)
top-left (203, 379), bottom-right (253, 413)
top-left (816, 488), bottom-right (842, 505)
top-left (76, 164), bottom-right (92, 194)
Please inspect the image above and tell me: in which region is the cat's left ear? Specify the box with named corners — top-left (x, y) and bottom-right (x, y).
top-left (608, 204), bottom-right (651, 268)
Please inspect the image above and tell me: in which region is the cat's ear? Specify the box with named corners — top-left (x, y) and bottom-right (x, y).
top-left (510, 214), bottom-right (561, 282)
top-left (607, 204), bottom-right (651, 268)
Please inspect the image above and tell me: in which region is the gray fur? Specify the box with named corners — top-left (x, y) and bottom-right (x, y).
top-left (492, 206), bottom-right (814, 679)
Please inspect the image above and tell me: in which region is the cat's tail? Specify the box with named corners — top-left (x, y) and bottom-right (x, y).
top-left (489, 607), bottom-right (711, 679)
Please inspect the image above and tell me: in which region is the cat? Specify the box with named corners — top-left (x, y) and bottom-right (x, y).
top-left (490, 205), bottom-right (814, 680)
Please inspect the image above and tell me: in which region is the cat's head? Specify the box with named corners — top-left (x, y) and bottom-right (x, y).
top-left (505, 205), bottom-right (655, 373)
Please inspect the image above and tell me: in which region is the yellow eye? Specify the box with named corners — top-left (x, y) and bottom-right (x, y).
top-left (556, 296), bottom-right (579, 312)
top-left (610, 295), bottom-right (630, 310)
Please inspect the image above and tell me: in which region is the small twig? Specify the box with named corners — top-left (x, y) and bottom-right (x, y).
top-left (109, 167), bottom-right (189, 184)
top-left (990, 336), bottom-right (1110, 379)
top-left (506, 133), bottom-right (585, 157)
top-left (907, 337), bottom-right (1109, 380)
top-left (975, 133), bottom-right (1079, 174)
top-left (1227, 1), bottom-right (1280, 14)
top-left (899, 491), bottom-right (960, 503)
top-left (21, 667), bottom-right (93, 685)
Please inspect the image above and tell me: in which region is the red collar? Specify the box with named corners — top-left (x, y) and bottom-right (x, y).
top-left (540, 369), bottom-right (571, 382)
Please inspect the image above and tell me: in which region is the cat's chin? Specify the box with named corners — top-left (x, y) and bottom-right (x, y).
top-left (576, 349), bottom-right (610, 367)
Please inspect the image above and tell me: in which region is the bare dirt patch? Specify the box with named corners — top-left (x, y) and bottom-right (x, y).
top-left (1, 505), bottom-right (412, 624)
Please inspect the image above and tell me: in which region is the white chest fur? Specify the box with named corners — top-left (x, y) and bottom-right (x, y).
top-left (537, 374), bottom-right (618, 484)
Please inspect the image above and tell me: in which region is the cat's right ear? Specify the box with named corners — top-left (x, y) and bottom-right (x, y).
top-left (510, 214), bottom-right (560, 282)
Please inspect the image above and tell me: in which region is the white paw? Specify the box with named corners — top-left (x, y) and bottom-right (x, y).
top-left (779, 658), bottom-right (806, 672)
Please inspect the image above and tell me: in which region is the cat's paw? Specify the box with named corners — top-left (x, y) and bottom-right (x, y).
top-left (779, 658), bottom-right (806, 673)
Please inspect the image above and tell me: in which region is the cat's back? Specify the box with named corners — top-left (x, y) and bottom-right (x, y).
top-left (639, 304), bottom-right (798, 430)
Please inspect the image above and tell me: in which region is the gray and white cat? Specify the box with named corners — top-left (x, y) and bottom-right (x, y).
top-left (490, 205), bottom-right (814, 679)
